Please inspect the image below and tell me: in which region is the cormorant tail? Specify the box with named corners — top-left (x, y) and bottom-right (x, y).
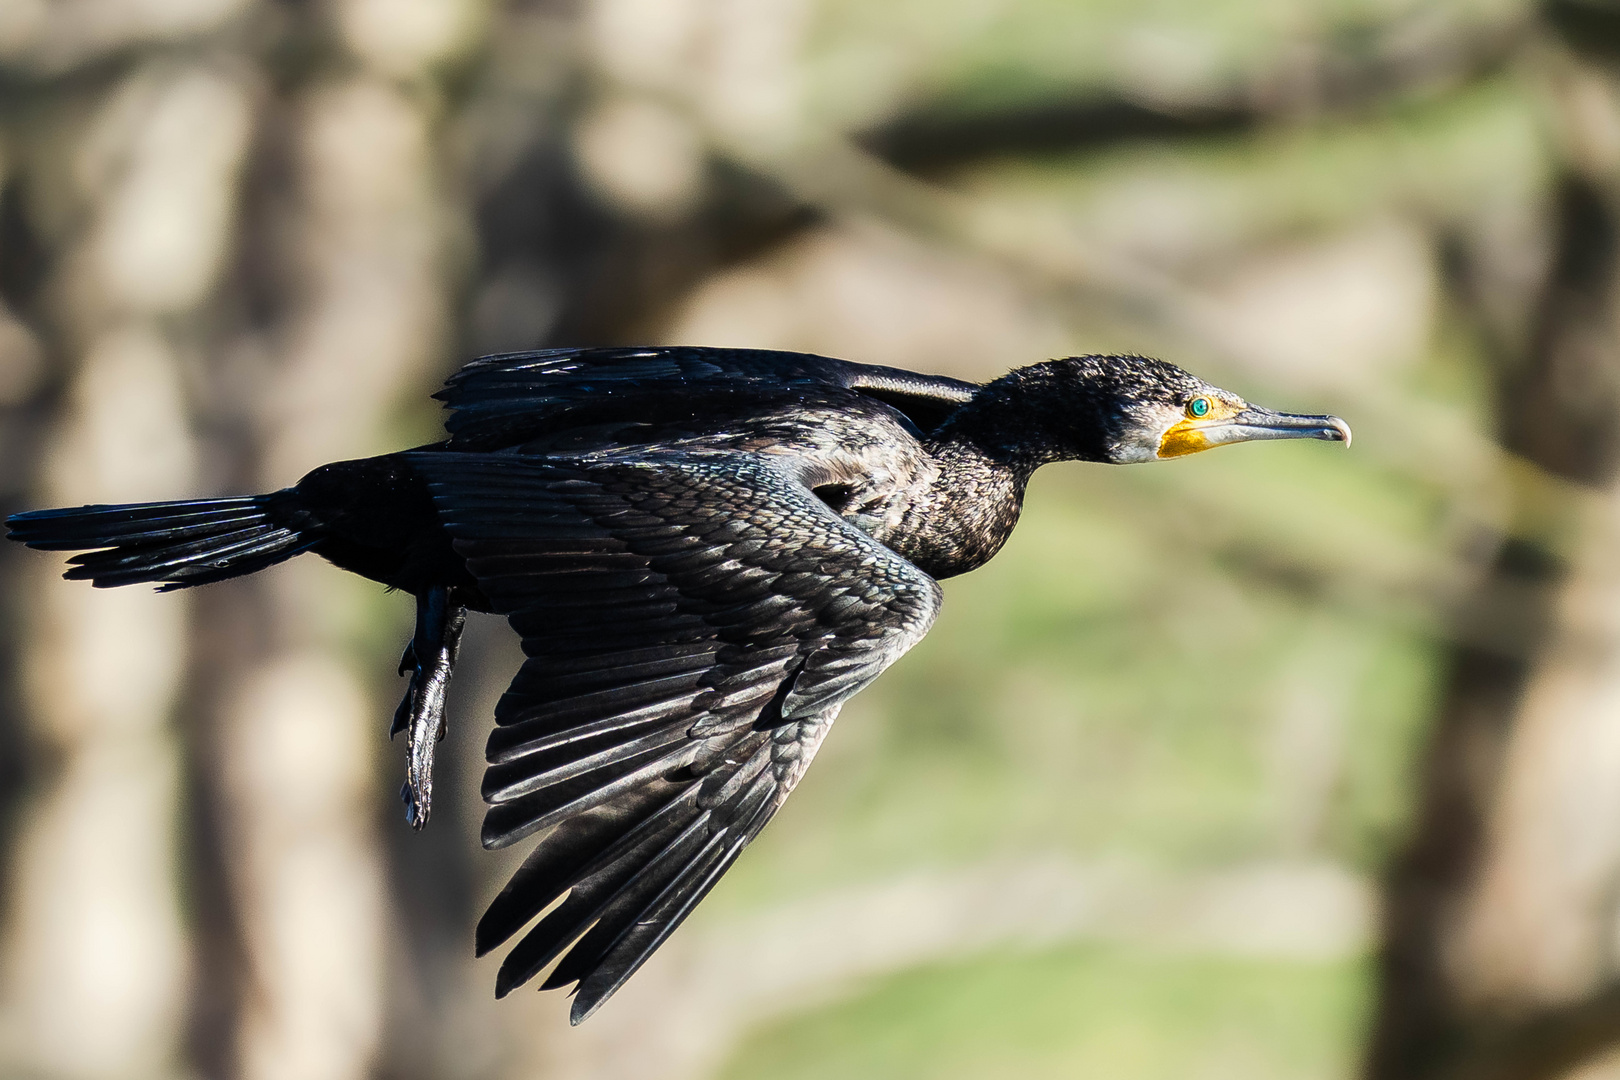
top-left (5, 491), bottom-right (317, 591)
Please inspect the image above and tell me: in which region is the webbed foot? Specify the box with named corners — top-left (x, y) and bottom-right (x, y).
top-left (392, 585), bottom-right (466, 830)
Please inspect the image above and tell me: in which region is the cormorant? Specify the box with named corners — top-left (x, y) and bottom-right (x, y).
top-left (6, 346), bottom-right (1349, 1023)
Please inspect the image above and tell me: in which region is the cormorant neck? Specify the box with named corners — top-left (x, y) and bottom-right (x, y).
top-left (925, 362), bottom-right (1116, 475)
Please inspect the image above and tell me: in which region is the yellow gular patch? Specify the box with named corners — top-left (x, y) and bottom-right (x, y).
top-left (1157, 420), bottom-right (1212, 458)
top-left (1157, 398), bottom-right (1243, 458)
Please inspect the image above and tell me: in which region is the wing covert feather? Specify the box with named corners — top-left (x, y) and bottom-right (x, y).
top-left (436, 346), bottom-right (978, 450)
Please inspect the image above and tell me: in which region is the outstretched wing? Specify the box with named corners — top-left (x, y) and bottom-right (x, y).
top-left (408, 449), bottom-right (942, 1023)
top-left (436, 346), bottom-right (979, 451)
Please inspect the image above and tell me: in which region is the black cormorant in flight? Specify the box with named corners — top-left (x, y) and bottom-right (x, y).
top-left (7, 346), bottom-right (1349, 1023)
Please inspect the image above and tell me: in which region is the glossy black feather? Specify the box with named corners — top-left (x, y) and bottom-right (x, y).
top-left (492, 784), bottom-right (708, 994)
top-left (437, 346), bottom-right (976, 452)
top-left (6, 495), bottom-right (317, 590)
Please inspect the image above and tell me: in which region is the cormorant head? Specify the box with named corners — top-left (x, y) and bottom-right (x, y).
top-left (996, 355), bottom-right (1351, 465)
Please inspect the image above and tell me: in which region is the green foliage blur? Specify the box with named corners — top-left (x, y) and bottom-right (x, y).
top-left (650, 0), bottom-right (1533, 1073)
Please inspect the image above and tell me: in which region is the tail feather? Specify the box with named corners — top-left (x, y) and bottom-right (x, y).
top-left (6, 492), bottom-right (317, 590)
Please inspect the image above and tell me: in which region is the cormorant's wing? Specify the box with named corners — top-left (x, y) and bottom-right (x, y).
top-left (406, 449), bottom-right (942, 1023)
top-left (436, 346), bottom-right (979, 450)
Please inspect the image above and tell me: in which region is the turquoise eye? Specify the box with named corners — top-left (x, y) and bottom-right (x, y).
top-left (1188, 397), bottom-right (1211, 418)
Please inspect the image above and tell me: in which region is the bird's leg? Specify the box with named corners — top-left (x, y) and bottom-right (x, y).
top-left (392, 585), bottom-right (466, 831)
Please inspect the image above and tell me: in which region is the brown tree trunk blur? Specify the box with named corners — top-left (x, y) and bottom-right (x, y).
top-left (0, 4), bottom-right (481, 1079)
top-left (189, 5), bottom-right (477, 1079)
top-left (0, 48), bottom-right (252, 1080)
top-left (1368, 24), bottom-right (1620, 1080)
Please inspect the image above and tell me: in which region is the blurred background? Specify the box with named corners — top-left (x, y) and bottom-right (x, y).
top-left (2, 0), bottom-right (1620, 1078)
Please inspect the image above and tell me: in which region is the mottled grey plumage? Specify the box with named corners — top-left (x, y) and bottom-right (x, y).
top-left (5, 345), bottom-right (1349, 1023)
